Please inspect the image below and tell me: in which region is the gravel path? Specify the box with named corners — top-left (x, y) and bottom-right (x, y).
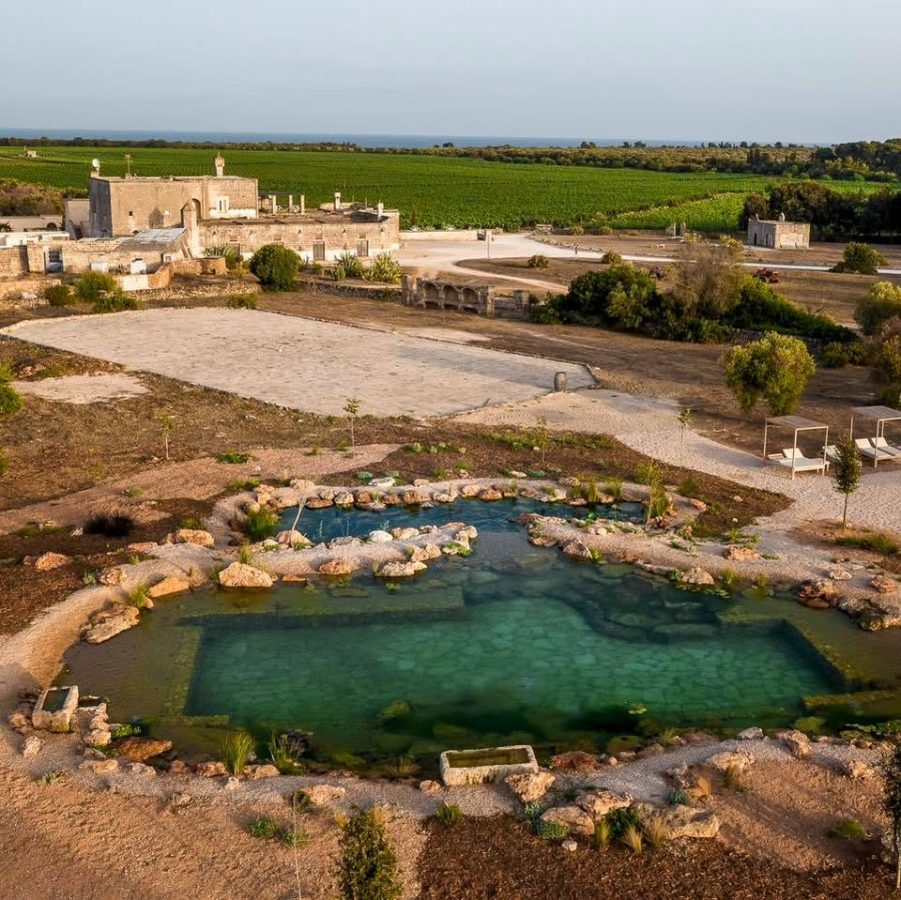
top-left (12, 372), bottom-right (148, 404)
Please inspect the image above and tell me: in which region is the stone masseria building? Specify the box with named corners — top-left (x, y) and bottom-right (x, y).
top-left (72, 154), bottom-right (400, 262)
top-left (746, 213), bottom-right (810, 250)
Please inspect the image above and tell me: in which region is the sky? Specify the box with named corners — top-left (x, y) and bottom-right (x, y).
top-left (2, 0), bottom-right (899, 143)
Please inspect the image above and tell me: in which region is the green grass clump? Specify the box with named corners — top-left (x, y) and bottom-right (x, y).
top-left (248, 816), bottom-right (282, 840)
top-left (835, 531), bottom-right (899, 556)
top-left (244, 506), bottom-right (279, 541)
top-left (221, 731), bottom-right (255, 776)
top-left (125, 582), bottom-right (150, 609)
top-left (217, 450), bottom-right (252, 464)
top-left (433, 803), bottom-right (463, 827)
top-left (227, 293), bottom-right (257, 309)
top-left (92, 291), bottom-right (138, 314)
top-left (826, 818), bottom-right (868, 840)
top-left (534, 820), bottom-right (568, 841)
top-left (268, 733), bottom-right (304, 774)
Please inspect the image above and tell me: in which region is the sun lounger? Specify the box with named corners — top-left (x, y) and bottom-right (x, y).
top-left (855, 438), bottom-right (897, 461)
top-left (873, 437), bottom-right (901, 457)
top-left (824, 445), bottom-right (840, 462)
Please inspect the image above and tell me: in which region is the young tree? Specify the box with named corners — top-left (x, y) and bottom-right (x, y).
top-left (343, 397), bottom-right (360, 455)
top-left (883, 740), bottom-right (901, 891)
top-left (337, 808), bottom-right (402, 900)
top-left (832, 433), bottom-right (861, 529)
top-left (669, 235), bottom-right (744, 320)
top-left (678, 407), bottom-right (693, 446)
top-left (724, 332), bottom-right (816, 416)
top-left (868, 317), bottom-right (901, 405)
top-left (159, 415), bottom-right (175, 461)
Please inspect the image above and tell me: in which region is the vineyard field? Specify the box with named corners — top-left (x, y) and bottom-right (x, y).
top-left (0, 145), bottom-right (890, 231)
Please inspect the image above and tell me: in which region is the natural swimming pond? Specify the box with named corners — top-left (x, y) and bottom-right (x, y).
top-left (61, 498), bottom-right (901, 767)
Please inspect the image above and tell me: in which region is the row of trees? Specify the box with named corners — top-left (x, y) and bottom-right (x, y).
top-left (741, 182), bottom-right (901, 239)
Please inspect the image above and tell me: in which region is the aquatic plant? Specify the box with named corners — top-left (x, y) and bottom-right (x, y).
top-left (433, 803), bottom-right (463, 826)
top-left (221, 731), bottom-right (255, 776)
top-left (337, 808), bottom-right (402, 900)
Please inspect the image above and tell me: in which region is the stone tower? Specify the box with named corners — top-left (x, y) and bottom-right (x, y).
top-left (214, 154), bottom-right (225, 178)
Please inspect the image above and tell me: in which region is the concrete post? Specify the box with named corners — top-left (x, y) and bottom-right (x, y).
top-left (300, 195), bottom-right (305, 215)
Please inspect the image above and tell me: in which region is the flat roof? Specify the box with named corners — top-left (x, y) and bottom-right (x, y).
top-left (851, 405), bottom-right (901, 422)
top-left (765, 415), bottom-right (828, 430)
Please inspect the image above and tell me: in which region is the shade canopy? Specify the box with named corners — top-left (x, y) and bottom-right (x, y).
top-left (850, 405), bottom-right (901, 468)
top-left (762, 416), bottom-right (829, 478)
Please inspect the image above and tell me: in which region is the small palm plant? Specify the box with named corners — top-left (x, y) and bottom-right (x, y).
top-left (344, 397), bottom-right (360, 455)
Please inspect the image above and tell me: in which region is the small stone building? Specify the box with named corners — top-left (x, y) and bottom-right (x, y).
top-left (747, 213), bottom-right (810, 250)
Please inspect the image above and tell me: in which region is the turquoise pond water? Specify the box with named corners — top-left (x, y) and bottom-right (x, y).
top-left (61, 498), bottom-right (860, 762)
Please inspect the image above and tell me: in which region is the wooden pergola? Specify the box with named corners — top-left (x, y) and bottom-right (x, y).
top-left (850, 405), bottom-right (901, 469)
top-left (762, 415), bottom-right (829, 479)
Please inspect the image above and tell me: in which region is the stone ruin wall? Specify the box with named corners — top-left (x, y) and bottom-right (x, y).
top-left (401, 275), bottom-right (531, 319)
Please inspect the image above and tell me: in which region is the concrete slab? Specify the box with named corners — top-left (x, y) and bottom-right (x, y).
top-left (3, 309), bottom-right (593, 417)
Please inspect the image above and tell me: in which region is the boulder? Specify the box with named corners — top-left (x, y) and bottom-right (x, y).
top-left (8, 712), bottom-right (31, 734)
top-left (85, 729), bottom-right (111, 748)
top-left (841, 759), bottom-right (876, 780)
top-left (33, 552), bottom-right (71, 572)
top-left (174, 529), bottom-right (215, 548)
top-left (723, 546), bottom-right (760, 562)
top-left (410, 544), bottom-right (442, 563)
top-left (478, 488), bottom-right (503, 502)
top-left (81, 758), bottom-right (119, 774)
top-left (82, 604), bottom-right (141, 644)
top-left (826, 566), bottom-right (852, 581)
top-left (21, 735), bottom-right (42, 759)
top-left (461, 484), bottom-right (482, 498)
top-left (127, 762), bottom-right (157, 778)
top-left (798, 579), bottom-right (837, 609)
top-left (402, 490), bottom-right (427, 506)
top-left (529, 535), bottom-right (558, 548)
top-left (334, 492), bottom-right (354, 507)
top-left (456, 525), bottom-right (479, 541)
top-left (303, 784), bottom-right (346, 807)
top-left (539, 805), bottom-right (594, 837)
top-left (148, 575), bottom-right (191, 599)
top-left (246, 764), bottom-right (280, 780)
top-left (419, 780), bottom-right (442, 795)
top-left (679, 567), bottom-right (715, 586)
top-left (737, 727), bottom-right (763, 741)
top-left (318, 559), bottom-right (358, 577)
top-left (127, 542), bottom-right (158, 554)
top-left (549, 751), bottom-right (603, 774)
top-left (636, 803), bottom-right (720, 839)
top-left (304, 498), bottom-right (333, 510)
top-left (562, 541), bottom-right (592, 560)
top-left (168, 760), bottom-right (193, 776)
top-left (377, 561), bottom-right (427, 578)
top-left (218, 563), bottom-right (273, 589)
top-left (196, 761), bottom-right (228, 778)
top-left (705, 751), bottom-right (755, 773)
top-left (575, 790), bottom-right (632, 820)
top-left (392, 527), bottom-right (421, 541)
top-left (561, 839), bottom-right (578, 852)
top-left (367, 530), bottom-right (394, 544)
top-left (871, 574), bottom-right (897, 594)
top-left (776, 730), bottom-right (811, 760)
top-left (277, 530), bottom-right (310, 547)
top-left (116, 737), bottom-right (173, 762)
top-left (505, 770), bottom-right (555, 804)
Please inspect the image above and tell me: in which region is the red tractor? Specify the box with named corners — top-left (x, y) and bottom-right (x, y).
top-left (754, 267), bottom-right (780, 284)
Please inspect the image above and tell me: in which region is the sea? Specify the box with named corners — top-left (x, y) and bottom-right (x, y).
top-left (0, 128), bottom-right (704, 149)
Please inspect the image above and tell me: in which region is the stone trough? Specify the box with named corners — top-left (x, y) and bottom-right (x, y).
top-left (439, 744), bottom-right (538, 787)
top-left (31, 685), bottom-right (79, 733)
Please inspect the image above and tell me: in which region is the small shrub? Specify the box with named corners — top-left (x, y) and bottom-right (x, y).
top-left (44, 284), bottom-right (74, 307)
top-left (678, 477), bottom-right (701, 499)
top-left (37, 771), bottom-right (62, 786)
top-left (205, 244), bottom-right (244, 271)
top-left (331, 264), bottom-right (347, 282)
top-left (835, 531), bottom-right (899, 556)
top-left (280, 824), bottom-right (310, 848)
top-left (689, 774), bottom-right (714, 802)
top-left (594, 819), bottom-right (612, 852)
top-left (289, 789), bottom-right (312, 812)
top-left (667, 788), bottom-right (689, 806)
top-left (221, 731), bottom-right (255, 776)
top-left (84, 513), bottom-right (133, 537)
top-left (643, 815), bottom-right (670, 849)
top-left (365, 253), bottom-right (403, 284)
top-left (74, 271), bottom-right (117, 302)
top-left (248, 816), bottom-right (282, 840)
top-left (604, 806), bottom-right (642, 839)
top-left (244, 506), bottom-right (279, 542)
top-left (92, 291), bottom-right (138, 314)
top-left (390, 756), bottom-right (419, 778)
top-left (820, 340), bottom-right (865, 368)
top-left (527, 254), bottom-right (550, 269)
top-left (534, 820), bottom-right (569, 841)
top-left (125, 583), bottom-right (150, 609)
top-left (620, 823), bottom-right (644, 854)
top-left (601, 250), bottom-right (623, 265)
top-left (603, 477), bottom-right (623, 502)
top-left (826, 818), bottom-right (868, 840)
top-left (433, 803), bottom-right (463, 827)
top-left (337, 808), bottom-right (402, 900)
top-left (111, 722), bottom-right (144, 739)
top-left (337, 252), bottom-right (365, 279)
top-left (249, 244), bottom-right (300, 291)
top-left (217, 450), bottom-right (251, 464)
top-left (0, 383), bottom-right (22, 416)
top-left (833, 242), bottom-right (888, 275)
top-left (227, 293), bottom-right (257, 309)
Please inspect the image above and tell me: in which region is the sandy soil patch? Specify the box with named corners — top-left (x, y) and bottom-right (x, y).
top-left (396, 326), bottom-right (490, 344)
top-left (13, 372), bottom-right (147, 404)
top-left (3, 309), bottom-right (593, 417)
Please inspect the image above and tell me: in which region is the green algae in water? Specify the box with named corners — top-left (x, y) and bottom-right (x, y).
top-left (60, 500), bottom-right (898, 763)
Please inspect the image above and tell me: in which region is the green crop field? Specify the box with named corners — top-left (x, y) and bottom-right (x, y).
top-left (0, 145), bottom-right (890, 231)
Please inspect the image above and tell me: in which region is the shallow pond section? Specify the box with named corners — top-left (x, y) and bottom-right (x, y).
top-left (61, 499), bottom-right (901, 765)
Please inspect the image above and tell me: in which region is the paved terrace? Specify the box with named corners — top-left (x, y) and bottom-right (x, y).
top-left (2, 309), bottom-right (593, 418)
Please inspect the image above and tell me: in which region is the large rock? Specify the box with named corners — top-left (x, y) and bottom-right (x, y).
top-left (377, 561), bottom-right (427, 579)
top-left (116, 737), bottom-right (173, 762)
top-left (21, 735), bottom-right (42, 759)
top-left (871, 574), bottom-right (898, 595)
top-left (705, 750), bottom-right (755, 773)
top-left (246, 764), bottom-right (280, 780)
top-left (478, 488), bottom-right (503, 502)
top-left (277, 530), bottom-right (310, 547)
top-left (505, 771), bottom-right (555, 804)
top-left (218, 563), bottom-right (273, 589)
top-left (798, 579), bottom-right (837, 609)
top-left (148, 575), bottom-right (191, 599)
top-left (549, 751), bottom-right (603, 773)
top-left (409, 544), bottom-right (442, 563)
top-left (841, 759), bottom-right (876, 780)
top-left (723, 546), bottom-right (760, 562)
top-left (367, 530), bottom-right (394, 543)
top-left (575, 790), bottom-right (633, 821)
top-left (539, 805), bottom-right (594, 837)
top-left (196, 761), bottom-right (228, 778)
top-left (737, 727), bottom-right (763, 741)
top-left (636, 803), bottom-right (720, 839)
top-left (174, 529), bottom-right (215, 548)
top-left (776, 730), bottom-right (811, 760)
top-left (81, 604), bottom-right (141, 644)
top-left (33, 552), bottom-right (71, 572)
top-left (562, 540), bottom-right (592, 560)
top-left (318, 558), bottom-right (358, 577)
top-left (303, 784), bottom-right (346, 807)
top-left (679, 567), bottom-right (715, 586)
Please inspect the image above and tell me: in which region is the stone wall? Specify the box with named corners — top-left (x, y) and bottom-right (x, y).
top-left (200, 211), bottom-right (401, 262)
top-left (0, 246), bottom-right (28, 277)
top-left (401, 275), bottom-right (530, 319)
